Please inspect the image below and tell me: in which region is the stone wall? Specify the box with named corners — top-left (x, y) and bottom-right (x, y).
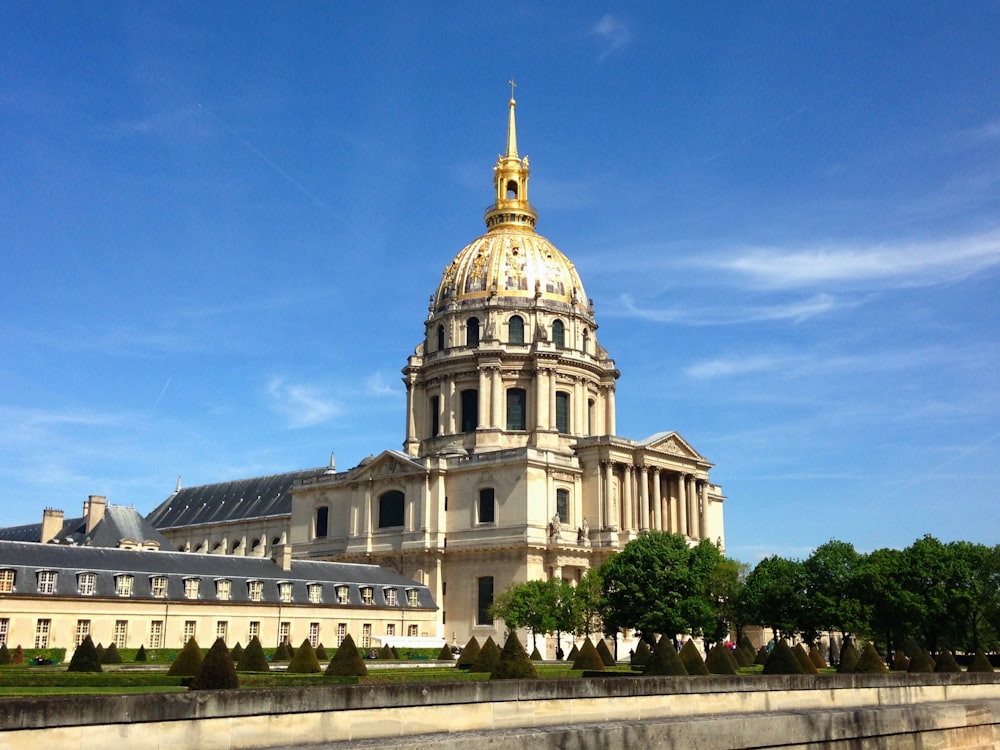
top-left (2, 674), bottom-right (998, 749)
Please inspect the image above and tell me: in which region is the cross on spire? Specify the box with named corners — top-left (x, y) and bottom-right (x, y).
top-left (509, 78), bottom-right (516, 100)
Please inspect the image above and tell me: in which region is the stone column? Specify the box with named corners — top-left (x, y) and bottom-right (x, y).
top-left (548, 370), bottom-right (557, 431)
top-left (603, 461), bottom-right (616, 531)
top-left (478, 367), bottom-right (489, 429)
top-left (536, 367), bottom-right (549, 431)
top-left (639, 466), bottom-right (650, 531)
top-left (574, 378), bottom-right (585, 436)
top-left (623, 465), bottom-right (634, 531)
top-left (677, 473), bottom-right (688, 538)
top-left (606, 386), bottom-right (617, 435)
top-left (651, 468), bottom-right (661, 531)
top-left (445, 377), bottom-right (456, 434)
top-left (698, 481), bottom-right (708, 541)
top-left (490, 366), bottom-right (502, 428)
top-left (686, 475), bottom-right (699, 539)
top-left (404, 379), bottom-right (416, 445)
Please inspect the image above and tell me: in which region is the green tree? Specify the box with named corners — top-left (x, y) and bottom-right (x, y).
top-left (575, 567), bottom-right (605, 637)
top-left (943, 541), bottom-right (1000, 652)
top-left (804, 539), bottom-right (865, 642)
top-left (855, 547), bottom-right (917, 653)
top-left (489, 579), bottom-right (559, 649)
top-left (742, 555), bottom-right (807, 640)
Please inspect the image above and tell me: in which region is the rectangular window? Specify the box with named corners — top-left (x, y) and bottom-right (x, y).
top-left (216, 621), bottom-right (228, 643)
top-left (478, 487), bottom-right (495, 524)
top-left (555, 391), bottom-right (570, 434)
top-left (477, 576), bottom-right (494, 625)
top-left (34, 618), bottom-right (51, 649)
top-left (0, 569), bottom-right (15, 593)
top-left (384, 588), bottom-right (398, 607)
top-left (216, 579), bottom-right (231, 601)
top-left (151, 576), bottom-right (168, 598)
top-left (149, 620), bottom-right (164, 649)
top-left (407, 589), bottom-right (420, 607)
top-left (0, 617), bottom-right (8, 646)
top-left (248, 580), bottom-right (263, 601)
top-left (335, 585), bottom-right (349, 604)
top-left (407, 624), bottom-right (418, 637)
top-left (37, 571), bottom-right (57, 594)
top-left (115, 575), bottom-right (133, 597)
top-left (278, 621), bottom-right (290, 646)
top-left (556, 488), bottom-right (570, 524)
top-left (183, 620), bottom-right (196, 644)
top-left (77, 572), bottom-right (96, 596)
top-left (430, 395), bottom-right (440, 438)
top-left (114, 620), bottom-right (128, 648)
top-left (506, 388), bottom-right (526, 430)
top-left (279, 582), bottom-right (293, 603)
top-left (386, 623), bottom-right (395, 637)
top-left (308, 583), bottom-right (322, 603)
top-left (361, 623), bottom-right (372, 649)
top-left (248, 621), bottom-right (260, 643)
top-left (337, 622), bottom-right (347, 646)
top-left (460, 389), bottom-right (478, 433)
top-left (184, 578), bottom-right (200, 600)
top-left (361, 587), bottom-right (373, 605)
top-left (315, 506), bottom-right (329, 538)
top-left (75, 619), bottom-right (91, 647)
top-left (309, 622), bottom-right (319, 647)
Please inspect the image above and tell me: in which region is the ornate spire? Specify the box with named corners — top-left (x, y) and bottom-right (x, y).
top-left (485, 85), bottom-right (537, 231)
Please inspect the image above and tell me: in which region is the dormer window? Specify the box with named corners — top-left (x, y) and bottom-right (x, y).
top-left (77, 572), bottom-right (97, 596)
top-left (335, 585), bottom-right (349, 604)
top-left (115, 575), bottom-right (133, 597)
top-left (308, 583), bottom-right (322, 603)
top-left (384, 588), bottom-right (398, 607)
top-left (279, 582), bottom-right (293, 603)
top-left (0, 569), bottom-right (15, 593)
top-left (184, 578), bottom-right (201, 600)
top-left (150, 576), bottom-right (168, 598)
top-left (361, 586), bottom-right (373, 605)
top-left (37, 570), bottom-right (57, 594)
top-left (248, 580), bottom-right (263, 602)
top-left (216, 579), bottom-right (231, 601)
top-left (407, 588), bottom-right (420, 607)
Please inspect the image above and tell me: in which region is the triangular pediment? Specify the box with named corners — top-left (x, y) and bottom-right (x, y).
top-left (349, 450), bottom-right (424, 481)
top-left (639, 431), bottom-right (704, 461)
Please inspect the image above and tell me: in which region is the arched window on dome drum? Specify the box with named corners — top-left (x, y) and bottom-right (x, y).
top-left (508, 315), bottom-right (524, 344)
top-left (506, 180), bottom-right (518, 199)
top-left (555, 391), bottom-right (570, 434)
top-left (587, 398), bottom-right (595, 436)
top-left (507, 388), bottom-right (527, 431)
top-left (437, 324), bottom-right (445, 351)
top-left (461, 389), bottom-right (478, 433)
top-left (552, 319), bottom-right (565, 348)
top-left (466, 317), bottom-right (480, 347)
top-left (378, 491), bottom-right (405, 529)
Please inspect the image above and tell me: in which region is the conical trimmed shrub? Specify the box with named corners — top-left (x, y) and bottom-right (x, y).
top-left (437, 643), bottom-right (453, 660)
top-left (754, 646), bottom-right (769, 665)
top-left (455, 637), bottom-right (481, 669)
top-left (705, 642), bottom-right (738, 675)
top-left (0, 644), bottom-right (10, 665)
top-left (101, 643), bottom-right (123, 665)
top-left (316, 643), bottom-right (328, 661)
top-left (732, 644), bottom-right (750, 668)
top-left (12, 645), bottom-right (24, 665)
top-left (792, 644), bottom-right (818, 674)
top-left (391, 646), bottom-right (399, 659)
top-left (854, 643), bottom-right (888, 673)
top-left (739, 635), bottom-right (756, 656)
top-left (67, 635), bottom-right (103, 673)
top-left (95, 643), bottom-right (105, 662)
top-left (236, 636), bottom-right (270, 672)
top-left (378, 644), bottom-right (394, 660)
top-left (272, 641), bottom-right (291, 661)
top-left (529, 646), bottom-right (543, 661)
top-left (567, 643), bottom-right (579, 661)
top-left (230, 642), bottom-right (244, 664)
top-left (167, 637), bottom-right (204, 677)
top-left (890, 650), bottom-right (910, 671)
top-left (836, 641), bottom-right (860, 673)
top-left (135, 645), bottom-right (147, 662)
top-left (191, 637), bottom-right (239, 690)
top-left (596, 638), bottom-right (616, 666)
top-left (968, 649), bottom-right (994, 673)
top-left (808, 646), bottom-right (827, 670)
top-left (762, 639), bottom-right (804, 675)
top-left (679, 640), bottom-right (709, 676)
top-left (287, 638), bottom-right (322, 674)
top-left (934, 650), bottom-right (961, 673)
top-left (491, 633), bottom-right (537, 679)
top-left (631, 639), bottom-right (651, 667)
top-left (571, 637), bottom-right (605, 671)
top-left (471, 636), bottom-right (501, 674)
top-left (908, 649), bottom-right (936, 673)
top-left (902, 637), bottom-right (921, 659)
top-left (644, 636), bottom-right (688, 676)
top-left (325, 634), bottom-right (367, 677)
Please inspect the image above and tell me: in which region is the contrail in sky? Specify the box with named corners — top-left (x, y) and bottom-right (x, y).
top-left (149, 377), bottom-right (171, 416)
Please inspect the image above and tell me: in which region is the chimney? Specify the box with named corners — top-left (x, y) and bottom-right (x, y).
top-left (272, 542), bottom-right (293, 572)
top-left (83, 495), bottom-right (107, 534)
top-left (41, 508), bottom-right (64, 543)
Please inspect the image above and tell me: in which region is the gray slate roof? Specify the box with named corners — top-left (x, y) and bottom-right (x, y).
top-left (146, 468), bottom-right (328, 530)
top-left (0, 504), bottom-right (172, 548)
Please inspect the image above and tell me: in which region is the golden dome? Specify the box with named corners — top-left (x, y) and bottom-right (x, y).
top-left (433, 93), bottom-right (588, 312)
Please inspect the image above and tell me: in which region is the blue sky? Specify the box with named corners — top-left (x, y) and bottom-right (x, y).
top-left (2, 2), bottom-right (998, 563)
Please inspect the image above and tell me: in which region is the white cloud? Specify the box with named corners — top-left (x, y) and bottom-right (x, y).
top-left (265, 378), bottom-right (340, 428)
top-left (365, 371), bottom-right (398, 397)
top-left (590, 14), bottom-right (631, 59)
top-left (617, 291), bottom-right (845, 325)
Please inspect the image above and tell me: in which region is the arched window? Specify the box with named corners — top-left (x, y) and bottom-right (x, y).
top-left (466, 317), bottom-right (480, 347)
top-left (437, 324), bottom-right (445, 351)
top-left (508, 315), bottom-right (524, 344)
top-left (461, 389), bottom-right (478, 433)
top-left (378, 491), bottom-right (405, 529)
top-left (555, 391), bottom-right (570, 433)
top-left (506, 180), bottom-right (518, 199)
top-left (587, 398), bottom-right (595, 436)
top-left (478, 488), bottom-right (495, 524)
top-left (506, 388), bottom-right (527, 430)
top-left (552, 319), bottom-right (565, 348)
top-left (315, 506), bottom-right (329, 539)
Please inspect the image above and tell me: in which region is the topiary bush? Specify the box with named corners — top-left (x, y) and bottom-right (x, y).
top-left (890, 650), bottom-right (910, 671)
top-left (907, 649), bottom-right (936, 673)
top-left (190, 637), bottom-right (239, 690)
top-left (437, 643), bottom-right (454, 660)
top-left (567, 643), bottom-right (579, 661)
top-left (272, 641), bottom-right (291, 661)
top-left (762, 639), bottom-right (804, 675)
top-left (168, 637), bottom-right (204, 677)
top-left (754, 646), bottom-right (769, 666)
top-left (12, 645), bottom-right (24, 665)
top-left (644, 636), bottom-right (687, 676)
top-left (631, 639), bottom-right (651, 668)
top-left (596, 638), bottom-right (616, 667)
top-left (491, 633), bottom-right (537, 680)
top-left (470, 636), bottom-right (501, 674)
top-left (679, 640), bottom-right (709, 676)
top-left (902, 637), bottom-right (921, 660)
top-left (968, 649), bottom-right (994, 673)
top-left (287, 638), bottom-right (322, 674)
top-left (808, 645), bottom-right (827, 670)
top-left (792, 644), bottom-right (818, 674)
top-left (705, 642), bottom-right (738, 675)
top-left (0, 644), bottom-right (10, 665)
top-left (94, 643), bottom-right (105, 663)
top-left (101, 643), bottom-right (123, 665)
top-left (377, 644), bottom-right (394, 660)
top-left (230, 642), bottom-right (244, 664)
top-left (236, 636), bottom-right (270, 672)
top-left (316, 643), bottom-right (328, 661)
top-left (455, 637), bottom-right (481, 669)
top-left (134, 645), bottom-right (147, 663)
top-left (732, 644), bottom-right (750, 668)
top-left (67, 635), bottom-right (103, 673)
top-left (325, 634), bottom-right (368, 677)
top-left (934, 649), bottom-right (961, 673)
top-left (854, 643), bottom-right (888, 673)
top-left (836, 641), bottom-right (860, 673)
top-left (571, 638), bottom-right (605, 671)
top-left (529, 646), bottom-right (543, 661)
